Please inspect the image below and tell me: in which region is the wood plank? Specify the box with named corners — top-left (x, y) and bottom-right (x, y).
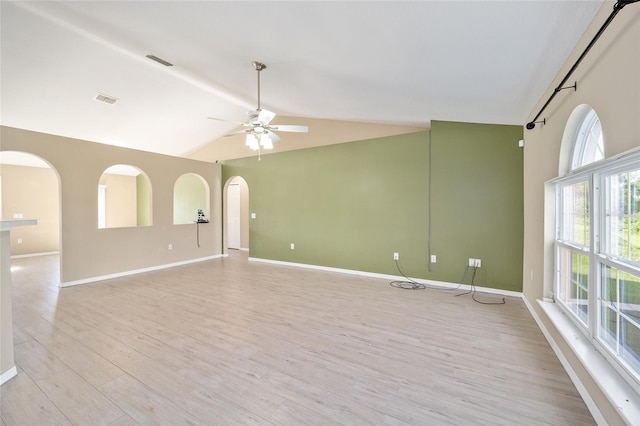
top-left (0, 371), bottom-right (71, 425)
top-left (2, 252), bottom-right (595, 425)
top-left (13, 339), bottom-right (70, 381)
top-left (36, 369), bottom-right (125, 425)
top-left (97, 375), bottom-right (202, 425)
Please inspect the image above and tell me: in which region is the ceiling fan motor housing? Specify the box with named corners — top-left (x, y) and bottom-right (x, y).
top-left (248, 110), bottom-right (260, 124)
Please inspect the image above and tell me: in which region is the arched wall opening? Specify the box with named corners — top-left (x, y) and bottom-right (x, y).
top-left (223, 176), bottom-right (250, 255)
top-left (98, 164), bottom-right (152, 229)
top-left (0, 150), bottom-right (62, 278)
top-left (173, 173), bottom-right (211, 225)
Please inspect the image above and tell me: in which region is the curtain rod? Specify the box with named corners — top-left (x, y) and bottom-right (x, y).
top-left (526, 0), bottom-right (639, 130)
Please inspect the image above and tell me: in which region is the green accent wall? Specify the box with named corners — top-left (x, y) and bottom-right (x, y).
top-left (430, 121), bottom-right (523, 291)
top-left (222, 121), bottom-right (523, 291)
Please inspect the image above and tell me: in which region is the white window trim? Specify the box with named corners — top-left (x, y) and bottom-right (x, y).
top-left (532, 298), bottom-right (640, 425)
top-left (551, 147), bottom-right (640, 409)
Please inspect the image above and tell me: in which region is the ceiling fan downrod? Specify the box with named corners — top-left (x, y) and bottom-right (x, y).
top-left (252, 61), bottom-right (267, 111)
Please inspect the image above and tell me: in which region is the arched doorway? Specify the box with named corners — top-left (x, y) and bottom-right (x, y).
top-left (223, 176), bottom-right (249, 254)
top-left (0, 151), bottom-right (61, 270)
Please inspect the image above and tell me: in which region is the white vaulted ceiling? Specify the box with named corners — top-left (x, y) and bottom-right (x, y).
top-left (1, 1), bottom-right (604, 160)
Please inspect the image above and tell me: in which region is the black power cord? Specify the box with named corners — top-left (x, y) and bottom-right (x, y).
top-left (455, 265), bottom-right (506, 305)
top-left (390, 259), bottom-right (506, 305)
top-left (390, 258), bottom-right (465, 291)
top-left (390, 258), bottom-right (426, 290)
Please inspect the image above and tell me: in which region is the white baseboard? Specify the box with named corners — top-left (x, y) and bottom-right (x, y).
top-left (60, 255), bottom-right (224, 288)
top-left (524, 296), bottom-right (640, 425)
top-left (0, 366), bottom-right (17, 386)
top-left (248, 257), bottom-right (523, 298)
top-left (522, 296), bottom-right (604, 424)
top-left (11, 251), bottom-right (59, 259)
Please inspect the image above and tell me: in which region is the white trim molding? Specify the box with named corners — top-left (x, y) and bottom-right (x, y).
top-left (0, 366), bottom-right (17, 386)
top-left (249, 257), bottom-right (523, 298)
top-left (60, 255), bottom-right (224, 287)
top-left (11, 251), bottom-right (59, 259)
top-left (523, 296), bottom-right (640, 425)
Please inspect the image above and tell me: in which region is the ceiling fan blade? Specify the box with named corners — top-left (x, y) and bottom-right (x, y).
top-left (223, 129), bottom-right (250, 137)
top-left (270, 125), bottom-right (308, 133)
top-left (208, 117), bottom-right (248, 126)
top-left (267, 131), bottom-right (281, 143)
top-left (258, 109), bottom-right (276, 124)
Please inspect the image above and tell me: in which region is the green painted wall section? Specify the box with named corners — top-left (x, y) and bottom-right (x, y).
top-left (222, 121), bottom-right (523, 291)
top-left (429, 121), bottom-right (523, 291)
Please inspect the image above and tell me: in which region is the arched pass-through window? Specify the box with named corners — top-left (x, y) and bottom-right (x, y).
top-left (173, 173), bottom-right (210, 225)
top-left (98, 164), bottom-right (152, 228)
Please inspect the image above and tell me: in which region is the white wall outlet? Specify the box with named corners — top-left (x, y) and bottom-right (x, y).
top-left (168, 243), bottom-right (173, 250)
top-left (251, 212), bottom-right (256, 219)
top-left (430, 254), bottom-right (437, 263)
top-left (474, 258), bottom-right (482, 268)
top-left (290, 243), bottom-right (295, 250)
top-left (17, 238), bottom-right (23, 244)
top-left (13, 213), bottom-right (23, 219)
top-left (394, 252), bottom-right (399, 260)
top-left (469, 258), bottom-right (475, 267)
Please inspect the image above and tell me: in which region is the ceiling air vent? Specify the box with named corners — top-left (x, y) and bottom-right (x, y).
top-left (94, 93), bottom-right (118, 105)
top-left (146, 54), bottom-right (173, 67)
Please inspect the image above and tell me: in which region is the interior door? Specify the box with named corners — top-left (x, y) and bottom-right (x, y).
top-left (227, 183), bottom-right (241, 249)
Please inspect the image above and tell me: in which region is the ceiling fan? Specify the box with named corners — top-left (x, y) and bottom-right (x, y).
top-left (209, 61), bottom-right (308, 152)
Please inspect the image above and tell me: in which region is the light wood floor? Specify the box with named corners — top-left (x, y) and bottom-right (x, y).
top-left (2, 251), bottom-right (594, 425)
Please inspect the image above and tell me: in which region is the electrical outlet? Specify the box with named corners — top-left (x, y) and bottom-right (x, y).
top-left (475, 258), bottom-right (481, 268)
top-left (430, 255), bottom-right (437, 263)
top-left (393, 252), bottom-right (399, 260)
top-left (469, 258), bottom-right (475, 267)
top-left (17, 238), bottom-right (23, 244)
top-left (168, 243), bottom-right (173, 250)
top-left (290, 243), bottom-right (295, 250)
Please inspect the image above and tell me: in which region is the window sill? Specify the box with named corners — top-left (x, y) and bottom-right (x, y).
top-left (536, 299), bottom-right (640, 424)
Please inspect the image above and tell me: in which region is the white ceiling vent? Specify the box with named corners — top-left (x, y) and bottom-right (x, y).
top-left (94, 93), bottom-right (118, 104)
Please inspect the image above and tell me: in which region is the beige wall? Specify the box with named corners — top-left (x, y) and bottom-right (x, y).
top-left (0, 163), bottom-right (59, 255)
top-left (1, 126), bottom-right (222, 284)
top-left (523, 2), bottom-right (639, 423)
top-left (189, 117), bottom-right (427, 162)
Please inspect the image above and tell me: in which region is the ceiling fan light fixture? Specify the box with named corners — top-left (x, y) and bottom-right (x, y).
top-left (260, 133), bottom-right (273, 149)
top-left (211, 60), bottom-right (309, 156)
top-left (246, 133), bottom-right (259, 150)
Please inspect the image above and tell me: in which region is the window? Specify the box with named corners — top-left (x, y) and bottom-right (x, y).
top-left (557, 179), bottom-right (590, 326)
top-left (604, 169), bottom-right (640, 263)
top-left (571, 107), bottom-right (604, 170)
top-left (555, 107), bottom-right (640, 386)
top-left (598, 166), bottom-right (640, 377)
